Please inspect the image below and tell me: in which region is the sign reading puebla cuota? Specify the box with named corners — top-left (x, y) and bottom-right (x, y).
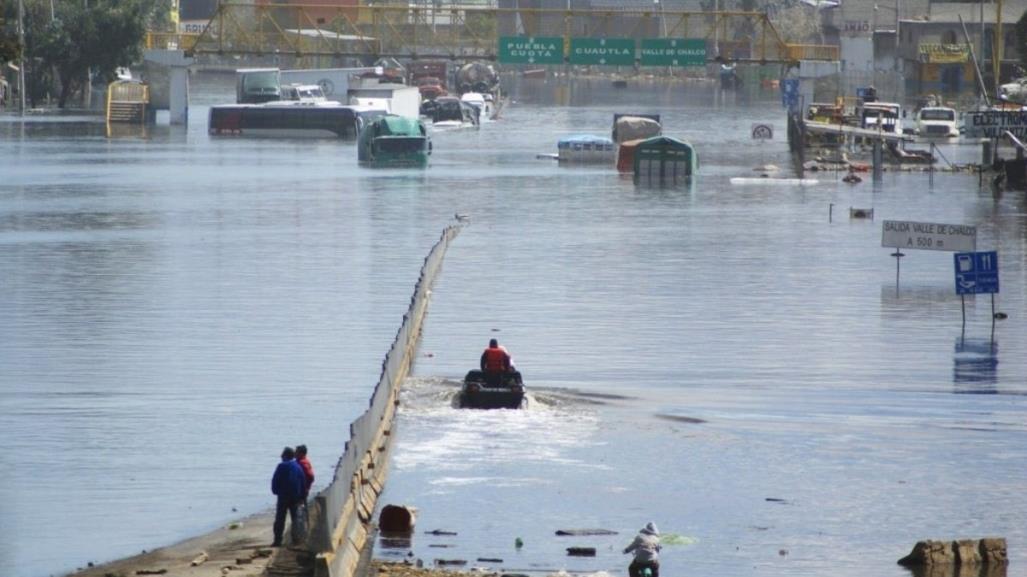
top-left (497, 36), bottom-right (564, 64)
top-left (881, 220), bottom-right (977, 252)
top-left (569, 38), bottom-right (635, 66)
top-left (640, 39), bottom-right (706, 67)
top-left (964, 110), bottom-right (1027, 139)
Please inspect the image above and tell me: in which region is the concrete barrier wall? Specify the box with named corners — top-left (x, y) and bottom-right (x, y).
top-left (308, 225), bottom-right (461, 577)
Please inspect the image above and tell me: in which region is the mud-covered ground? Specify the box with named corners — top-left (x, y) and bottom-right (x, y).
top-left (65, 512), bottom-right (275, 577)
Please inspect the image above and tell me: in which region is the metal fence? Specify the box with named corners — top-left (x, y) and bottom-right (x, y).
top-left (303, 224), bottom-right (462, 577)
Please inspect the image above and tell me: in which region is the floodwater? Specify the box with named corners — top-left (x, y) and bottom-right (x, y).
top-left (1, 75), bottom-right (1025, 577)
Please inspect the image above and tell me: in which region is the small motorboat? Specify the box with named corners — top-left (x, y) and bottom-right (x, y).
top-left (459, 370), bottom-right (525, 409)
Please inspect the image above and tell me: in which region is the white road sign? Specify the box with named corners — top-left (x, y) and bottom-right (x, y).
top-left (881, 220), bottom-right (976, 252)
top-left (751, 123), bottom-right (773, 140)
top-left (964, 110), bottom-right (1027, 138)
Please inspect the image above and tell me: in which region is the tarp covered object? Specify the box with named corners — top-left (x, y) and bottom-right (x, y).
top-left (613, 115), bottom-right (661, 143)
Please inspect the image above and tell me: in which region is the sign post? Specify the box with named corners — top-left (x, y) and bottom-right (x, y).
top-left (568, 38), bottom-right (636, 66)
top-left (881, 220), bottom-right (977, 292)
top-left (497, 36), bottom-right (564, 65)
top-left (964, 110), bottom-right (1027, 139)
top-left (751, 123), bottom-right (772, 168)
top-left (639, 39), bottom-right (706, 67)
top-left (954, 251), bottom-right (1000, 339)
top-left (751, 123), bottom-right (773, 140)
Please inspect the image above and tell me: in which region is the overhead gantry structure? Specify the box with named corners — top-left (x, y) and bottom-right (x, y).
top-left (148, 2), bottom-right (838, 64)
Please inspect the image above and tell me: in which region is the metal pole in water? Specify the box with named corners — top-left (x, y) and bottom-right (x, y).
top-left (17, 0), bottom-right (26, 115)
top-left (891, 246), bottom-right (904, 294)
top-left (991, 293), bottom-right (996, 343)
top-left (873, 139), bottom-right (883, 183)
top-left (829, 203), bottom-right (833, 223)
top-left (929, 141), bottom-right (935, 187)
top-left (961, 294), bottom-right (966, 336)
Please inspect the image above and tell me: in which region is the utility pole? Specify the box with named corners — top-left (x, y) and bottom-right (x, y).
top-left (980, 0), bottom-right (985, 66)
top-left (17, 0), bottom-right (25, 114)
top-left (83, 0), bottom-right (91, 108)
top-left (714, 0), bottom-right (719, 57)
top-left (994, 0), bottom-right (1003, 96)
top-left (895, 0), bottom-right (902, 74)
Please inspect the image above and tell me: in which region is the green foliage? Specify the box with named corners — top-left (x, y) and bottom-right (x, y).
top-left (0, 34), bottom-right (20, 63)
top-left (1, 2), bottom-right (21, 63)
top-left (1016, 9), bottom-right (1027, 70)
top-left (146, 0), bottom-right (175, 33)
top-left (465, 11), bottom-right (495, 41)
top-left (22, 0), bottom-right (158, 106)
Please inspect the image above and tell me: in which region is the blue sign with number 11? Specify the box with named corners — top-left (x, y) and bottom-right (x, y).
top-left (954, 251), bottom-right (999, 295)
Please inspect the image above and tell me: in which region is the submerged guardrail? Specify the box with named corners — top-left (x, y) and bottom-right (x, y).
top-left (293, 224), bottom-right (461, 577)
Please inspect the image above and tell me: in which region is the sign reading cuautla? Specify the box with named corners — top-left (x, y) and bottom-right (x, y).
top-left (497, 36), bottom-right (564, 64)
top-left (640, 39), bottom-right (706, 66)
top-left (569, 38), bottom-right (635, 66)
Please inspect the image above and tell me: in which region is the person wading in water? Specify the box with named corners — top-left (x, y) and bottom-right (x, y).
top-left (624, 522), bottom-right (662, 577)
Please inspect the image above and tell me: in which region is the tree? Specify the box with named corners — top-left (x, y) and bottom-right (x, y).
top-left (769, 4), bottom-right (821, 44)
top-left (23, 0), bottom-right (154, 107)
top-left (1, 3), bottom-right (22, 64)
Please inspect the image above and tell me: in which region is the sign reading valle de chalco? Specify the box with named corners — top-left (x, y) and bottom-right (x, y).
top-left (497, 36), bottom-right (564, 65)
top-left (640, 39), bottom-right (706, 66)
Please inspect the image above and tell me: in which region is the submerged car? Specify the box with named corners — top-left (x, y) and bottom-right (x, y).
top-left (459, 370), bottom-right (525, 409)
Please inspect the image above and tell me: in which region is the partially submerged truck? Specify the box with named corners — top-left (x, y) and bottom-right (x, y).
top-left (408, 61), bottom-right (449, 100)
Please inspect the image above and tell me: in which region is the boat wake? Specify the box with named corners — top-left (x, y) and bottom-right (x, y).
top-left (392, 376), bottom-right (603, 476)
top-left (399, 376), bottom-right (601, 411)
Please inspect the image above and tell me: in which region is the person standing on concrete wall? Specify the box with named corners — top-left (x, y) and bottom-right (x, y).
top-left (295, 444), bottom-right (315, 529)
top-left (271, 446), bottom-right (307, 547)
top-left (623, 522), bottom-right (662, 577)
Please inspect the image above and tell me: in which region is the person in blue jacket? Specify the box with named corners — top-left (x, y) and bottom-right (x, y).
top-left (271, 446), bottom-right (307, 547)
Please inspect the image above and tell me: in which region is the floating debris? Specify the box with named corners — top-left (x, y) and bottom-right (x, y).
top-left (555, 529), bottom-right (619, 536)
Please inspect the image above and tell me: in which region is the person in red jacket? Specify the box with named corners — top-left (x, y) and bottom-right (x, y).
top-left (296, 445), bottom-right (314, 498)
top-left (480, 338), bottom-right (511, 386)
top-left (295, 444), bottom-right (315, 531)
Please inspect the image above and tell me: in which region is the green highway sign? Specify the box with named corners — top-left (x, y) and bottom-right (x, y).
top-left (497, 36), bottom-right (564, 64)
top-left (569, 38), bottom-right (635, 66)
top-left (640, 38), bottom-right (707, 67)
